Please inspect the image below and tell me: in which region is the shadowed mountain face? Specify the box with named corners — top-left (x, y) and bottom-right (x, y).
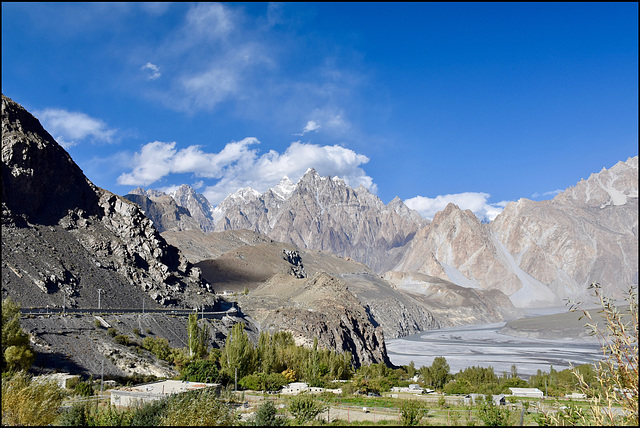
top-left (2, 94), bottom-right (100, 225)
top-left (1, 94), bottom-right (213, 310)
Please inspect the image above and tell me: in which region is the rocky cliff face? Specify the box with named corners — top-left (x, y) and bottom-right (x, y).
top-left (491, 156), bottom-right (638, 305)
top-left (1, 94), bottom-right (213, 309)
top-left (392, 157), bottom-right (638, 307)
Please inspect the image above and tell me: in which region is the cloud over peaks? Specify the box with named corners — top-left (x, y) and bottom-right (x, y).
top-left (405, 192), bottom-right (510, 222)
top-left (117, 139), bottom-right (375, 205)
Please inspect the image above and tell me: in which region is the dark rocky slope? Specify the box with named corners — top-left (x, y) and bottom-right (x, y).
top-left (2, 94), bottom-right (213, 309)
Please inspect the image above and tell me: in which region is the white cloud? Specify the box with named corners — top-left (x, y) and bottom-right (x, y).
top-left (405, 193), bottom-right (511, 222)
top-left (140, 62), bottom-right (161, 80)
top-left (117, 139), bottom-right (374, 205)
top-left (531, 189), bottom-right (562, 198)
top-left (295, 120), bottom-right (321, 136)
top-left (184, 2), bottom-right (233, 40)
top-left (34, 108), bottom-right (117, 148)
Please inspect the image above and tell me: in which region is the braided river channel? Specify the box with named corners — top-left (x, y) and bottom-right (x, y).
top-left (385, 312), bottom-right (604, 379)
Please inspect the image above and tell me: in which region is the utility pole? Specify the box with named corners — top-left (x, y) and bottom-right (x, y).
top-left (97, 288), bottom-right (103, 310)
top-left (100, 360), bottom-right (104, 397)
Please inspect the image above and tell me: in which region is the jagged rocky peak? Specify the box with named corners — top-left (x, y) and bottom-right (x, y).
top-left (169, 184), bottom-right (215, 232)
top-left (553, 156), bottom-right (638, 207)
top-left (2, 94), bottom-right (101, 224)
top-left (269, 176), bottom-right (296, 200)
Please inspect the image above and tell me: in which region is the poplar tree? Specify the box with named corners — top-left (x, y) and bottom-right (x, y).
top-left (221, 322), bottom-right (256, 378)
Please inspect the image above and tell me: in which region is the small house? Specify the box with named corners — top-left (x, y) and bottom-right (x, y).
top-left (36, 373), bottom-right (81, 389)
top-left (509, 387), bottom-right (544, 399)
top-left (280, 382), bottom-right (309, 395)
top-left (110, 380), bottom-right (219, 407)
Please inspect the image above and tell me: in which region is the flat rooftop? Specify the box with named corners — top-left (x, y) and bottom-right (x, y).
top-left (115, 379), bottom-right (219, 395)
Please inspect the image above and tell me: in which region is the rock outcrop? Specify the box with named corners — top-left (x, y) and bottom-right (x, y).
top-left (1, 94), bottom-right (214, 309)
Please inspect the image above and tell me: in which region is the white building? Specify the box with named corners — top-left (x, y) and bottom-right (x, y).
top-left (509, 387), bottom-right (544, 398)
top-left (110, 380), bottom-right (219, 407)
top-left (36, 373), bottom-right (80, 389)
top-left (391, 384), bottom-right (425, 394)
top-left (280, 382), bottom-right (309, 395)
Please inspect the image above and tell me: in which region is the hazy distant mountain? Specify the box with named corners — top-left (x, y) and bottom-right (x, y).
top-left (124, 188), bottom-right (202, 233)
top-left (391, 156), bottom-right (638, 307)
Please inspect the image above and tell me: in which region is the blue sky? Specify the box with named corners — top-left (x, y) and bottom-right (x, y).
top-left (2, 2), bottom-right (637, 221)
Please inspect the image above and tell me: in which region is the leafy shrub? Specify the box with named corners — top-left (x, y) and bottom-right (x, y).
top-left (114, 335), bottom-right (130, 345)
top-left (248, 400), bottom-right (287, 426)
top-left (287, 393), bottom-right (327, 425)
top-left (476, 396), bottom-right (512, 426)
top-left (239, 372), bottom-right (288, 392)
top-left (569, 283), bottom-right (638, 425)
top-left (129, 399), bottom-right (168, 426)
top-left (180, 359), bottom-right (221, 383)
top-left (107, 327), bottom-right (117, 337)
top-left (74, 379), bottom-right (94, 397)
top-left (56, 403), bottom-right (88, 426)
top-left (142, 336), bottom-right (172, 361)
top-left (160, 388), bottom-right (239, 426)
top-left (399, 399), bottom-right (428, 426)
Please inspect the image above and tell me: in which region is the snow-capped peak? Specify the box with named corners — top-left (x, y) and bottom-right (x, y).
top-left (271, 176), bottom-right (296, 200)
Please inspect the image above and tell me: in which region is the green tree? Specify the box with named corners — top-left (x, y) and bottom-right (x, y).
top-left (258, 331), bottom-right (277, 374)
top-left (161, 388), bottom-right (239, 426)
top-left (2, 297), bottom-right (35, 372)
top-left (221, 322), bottom-right (256, 379)
top-left (2, 370), bottom-right (64, 426)
top-left (188, 313), bottom-right (210, 359)
top-left (477, 396), bottom-right (512, 426)
top-left (429, 356), bottom-right (451, 390)
top-left (399, 399), bottom-right (428, 426)
top-left (249, 400), bottom-right (288, 426)
top-left (287, 393), bottom-right (327, 425)
top-left (405, 361), bottom-right (417, 379)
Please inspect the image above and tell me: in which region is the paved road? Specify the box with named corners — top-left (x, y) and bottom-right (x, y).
top-left (20, 306), bottom-right (238, 319)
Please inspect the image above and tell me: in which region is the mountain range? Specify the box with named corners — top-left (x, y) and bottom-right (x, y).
top-left (128, 156), bottom-right (638, 309)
